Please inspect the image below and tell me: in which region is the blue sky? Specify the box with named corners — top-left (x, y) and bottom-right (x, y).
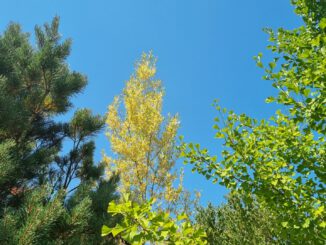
top-left (1, 0), bottom-right (301, 205)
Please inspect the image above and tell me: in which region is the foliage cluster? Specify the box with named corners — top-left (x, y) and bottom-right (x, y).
top-left (102, 194), bottom-right (206, 244)
top-left (104, 53), bottom-right (186, 213)
top-left (182, 0), bottom-right (326, 243)
top-left (0, 0), bottom-right (325, 244)
top-left (196, 194), bottom-right (279, 244)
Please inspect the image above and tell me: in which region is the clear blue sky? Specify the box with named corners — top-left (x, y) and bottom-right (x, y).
top-left (1, 0), bottom-right (301, 205)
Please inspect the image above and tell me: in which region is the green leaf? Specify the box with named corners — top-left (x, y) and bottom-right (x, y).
top-left (313, 205), bottom-right (324, 217)
top-left (160, 230), bottom-right (169, 239)
top-left (281, 222), bottom-right (288, 228)
top-left (215, 132), bottom-right (224, 139)
top-left (265, 96), bottom-right (275, 103)
top-left (177, 213), bottom-right (188, 221)
top-left (269, 62), bottom-right (276, 70)
top-left (302, 219), bottom-right (310, 228)
top-left (101, 225), bottom-right (112, 237)
top-left (319, 18), bottom-right (326, 29)
top-left (112, 225), bottom-right (127, 237)
top-left (303, 89), bottom-right (310, 97)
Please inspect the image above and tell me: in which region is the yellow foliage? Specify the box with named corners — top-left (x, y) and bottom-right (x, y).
top-left (104, 53), bottom-right (184, 212)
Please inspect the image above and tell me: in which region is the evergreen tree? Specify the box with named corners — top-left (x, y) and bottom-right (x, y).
top-left (0, 17), bottom-right (119, 244)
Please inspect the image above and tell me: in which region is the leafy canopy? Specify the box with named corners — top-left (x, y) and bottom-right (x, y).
top-left (182, 0), bottom-right (326, 243)
top-left (104, 53), bottom-right (195, 215)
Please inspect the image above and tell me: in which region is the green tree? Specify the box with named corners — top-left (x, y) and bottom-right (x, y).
top-left (196, 194), bottom-right (280, 245)
top-left (0, 17), bottom-right (119, 244)
top-left (182, 0), bottom-right (325, 243)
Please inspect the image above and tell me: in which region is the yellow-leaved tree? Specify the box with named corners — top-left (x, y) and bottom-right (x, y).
top-left (104, 53), bottom-right (194, 214)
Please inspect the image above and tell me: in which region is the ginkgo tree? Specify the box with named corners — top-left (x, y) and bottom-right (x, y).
top-left (182, 0), bottom-right (325, 243)
top-left (104, 53), bottom-right (195, 215)
top-left (102, 194), bottom-right (206, 245)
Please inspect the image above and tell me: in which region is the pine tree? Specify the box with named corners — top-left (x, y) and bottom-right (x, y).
top-left (0, 17), bottom-right (119, 244)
